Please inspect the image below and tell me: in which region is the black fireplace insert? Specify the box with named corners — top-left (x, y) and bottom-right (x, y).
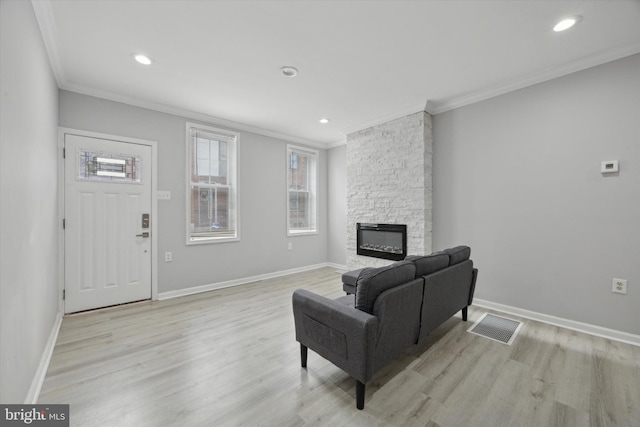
top-left (357, 223), bottom-right (407, 261)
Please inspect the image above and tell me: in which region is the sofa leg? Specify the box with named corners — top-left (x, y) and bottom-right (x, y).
top-left (356, 381), bottom-right (365, 410)
top-left (300, 344), bottom-right (308, 368)
top-left (462, 306), bottom-right (468, 321)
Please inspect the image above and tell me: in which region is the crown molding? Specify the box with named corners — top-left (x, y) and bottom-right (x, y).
top-left (340, 102), bottom-right (426, 137)
top-left (31, 0), bottom-right (328, 150)
top-left (61, 82), bottom-right (329, 149)
top-left (327, 139), bottom-right (348, 148)
top-left (31, 0), bottom-right (66, 87)
top-left (32, 0), bottom-right (640, 147)
top-left (429, 43), bottom-right (640, 115)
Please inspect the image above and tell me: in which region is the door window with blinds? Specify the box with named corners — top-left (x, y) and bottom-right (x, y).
top-left (186, 123), bottom-right (239, 244)
top-left (287, 145), bottom-right (318, 235)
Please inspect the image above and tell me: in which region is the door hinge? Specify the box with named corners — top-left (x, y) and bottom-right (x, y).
top-left (63, 289), bottom-right (65, 300)
top-left (62, 218), bottom-right (66, 229)
top-left (63, 147), bottom-right (66, 159)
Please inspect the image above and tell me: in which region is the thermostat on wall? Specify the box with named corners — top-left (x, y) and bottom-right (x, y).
top-left (601, 160), bottom-right (619, 174)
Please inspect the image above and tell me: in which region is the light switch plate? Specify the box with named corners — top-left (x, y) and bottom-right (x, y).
top-left (157, 190), bottom-right (171, 200)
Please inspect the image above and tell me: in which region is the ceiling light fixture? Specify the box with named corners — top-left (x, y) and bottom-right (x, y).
top-left (553, 16), bottom-right (581, 32)
top-left (132, 53), bottom-right (153, 65)
top-left (280, 66), bottom-right (298, 77)
top-left (319, 118), bottom-right (330, 124)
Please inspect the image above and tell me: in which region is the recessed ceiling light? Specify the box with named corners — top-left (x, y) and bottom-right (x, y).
top-left (132, 53), bottom-right (153, 65)
top-left (553, 16), bottom-right (581, 32)
top-left (319, 118), bottom-right (330, 124)
top-left (281, 66), bottom-right (298, 77)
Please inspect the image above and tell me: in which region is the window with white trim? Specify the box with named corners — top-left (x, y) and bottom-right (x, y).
top-left (287, 145), bottom-right (318, 235)
top-left (186, 123), bottom-right (239, 244)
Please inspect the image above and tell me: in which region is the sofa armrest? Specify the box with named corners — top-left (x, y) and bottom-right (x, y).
top-left (292, 289), bottom-right (378, 383)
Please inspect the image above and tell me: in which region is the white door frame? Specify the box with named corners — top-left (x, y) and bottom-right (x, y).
top-left (58, 127), bottom-right (159, 313)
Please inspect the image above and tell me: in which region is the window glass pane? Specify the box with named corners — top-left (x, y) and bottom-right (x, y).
top-left (289, 153), bottom-right (308, 191)
top-left (190, 185), bottom-right (232, 238)
top-left (77, 150), bottom-right (141, 183)
top-left (187, 124), bottom-right (238, 243)
top-left (289, 191), bottom-right (309, 228)
top-left (287, 145), bottom-right (317, 234)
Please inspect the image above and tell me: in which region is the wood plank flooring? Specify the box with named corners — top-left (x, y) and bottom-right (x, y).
top-left (39, 267), bottom-right (640, 426)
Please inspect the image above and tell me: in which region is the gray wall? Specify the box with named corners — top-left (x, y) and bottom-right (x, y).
top-left (59, 91), bottom-right (328, 293)
top-left (327, 145), bottom-right (347, 267)
top-left (0, 0), bottom-right (60, 402)
top-left (433, 54), bottom-right (640, 335)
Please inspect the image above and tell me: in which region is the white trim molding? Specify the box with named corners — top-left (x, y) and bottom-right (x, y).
top-left (326, 262), bottom-right (347, 272)
top-left (31, 0), bottom-right (65, 87)
top-left (428, 43), bottom-right (640, 115)
top-left (31, 0), bottom-right (327, 150)
top-left (158, 263), bottom-right (332, 300)
top-left (340, 103), bottom-right (426, 137)
top-left (474, 298), bottom-right (640, 348)
top-left (62, 82), bottom-right (328, 149)
top-left (25, 312), bottom-right (63, 404)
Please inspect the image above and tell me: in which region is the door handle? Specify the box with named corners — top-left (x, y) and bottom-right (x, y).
top-left (136, 232), bottom-right (150, 238)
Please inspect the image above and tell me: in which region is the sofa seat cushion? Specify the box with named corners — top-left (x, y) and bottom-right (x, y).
top-left (355, 261), bottom-right (416, 314)
top-left (342, 268), bottom-right (363, 286)
top-left (405, 253), bottom-right (449, 276)
top-left (342, 268), bottom-right (364, 294)
top-left (445, 246), bottom-right (471, 265)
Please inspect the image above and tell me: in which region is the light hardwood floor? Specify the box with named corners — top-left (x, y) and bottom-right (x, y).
top-left (40, 267), bottom-right (640, 426)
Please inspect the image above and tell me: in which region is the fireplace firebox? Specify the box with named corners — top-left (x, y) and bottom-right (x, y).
top-left (357, 223), bottom-right (407, 261)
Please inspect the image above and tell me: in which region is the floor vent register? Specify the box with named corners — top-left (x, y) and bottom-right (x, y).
top-left (468, 313), bottom-right (523, 345)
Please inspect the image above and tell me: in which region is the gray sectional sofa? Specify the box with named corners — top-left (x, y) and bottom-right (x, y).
top-left (292, 246), bottom-right (478, 409)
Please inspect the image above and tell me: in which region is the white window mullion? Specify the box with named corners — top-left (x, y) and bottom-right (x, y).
top-left (186, 123), bottom-right (239, 244)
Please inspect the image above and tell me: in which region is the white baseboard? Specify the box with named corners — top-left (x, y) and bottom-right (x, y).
top-left (473, 298), bottom-right (640, 347)
top-left (25, 311), bottom-right (63, 404)
top-left (158, 263), bottom-right (336, 300)
top-left (327, 262), bottom-right (347, 272)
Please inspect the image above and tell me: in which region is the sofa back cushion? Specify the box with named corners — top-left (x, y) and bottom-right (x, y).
top-left (445, 246), bottom-right (471, 266)
top-left (355, 261), bottom-right (416, 314)
top-left (405, 253), bottom-right (449, 276)
top-left (420, 259), bottom-right (474, 340)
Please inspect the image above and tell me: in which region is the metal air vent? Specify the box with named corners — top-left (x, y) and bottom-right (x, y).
top-left (468, 313), bottom-right (523, 345)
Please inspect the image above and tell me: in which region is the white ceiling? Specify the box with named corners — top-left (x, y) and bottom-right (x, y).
top-left (34, 0), bottom-right (640, 147)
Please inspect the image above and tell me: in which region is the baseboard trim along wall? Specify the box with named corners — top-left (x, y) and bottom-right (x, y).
top-left (30, 272), bottom-right (639, 404)
top-left (158, 266), bottom-right (640, 347)
top-left (26, 312), bottom-right (63, 404)
top-left (326, 262), bottom-right (347, 272)
top-left (158, 263), bottom-right (338, 300)
top-left (474, 298), bottom-right (640, 348)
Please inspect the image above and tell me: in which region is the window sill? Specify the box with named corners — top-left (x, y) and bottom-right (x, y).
top-left (187, 236), bottom-right (240, 245)
top-left (287, 229), bottom-right (318, 237)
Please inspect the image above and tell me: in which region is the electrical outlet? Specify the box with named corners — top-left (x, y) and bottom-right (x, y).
top-left (165, 251), bottom-right (173, 262)
top-left (288, 242), bottom-right (293, 251)
top-left (612, 278), bottom-right (627, 294)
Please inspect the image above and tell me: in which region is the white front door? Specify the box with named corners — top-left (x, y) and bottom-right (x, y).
top-left (64, 134), bottom-right (152, 313)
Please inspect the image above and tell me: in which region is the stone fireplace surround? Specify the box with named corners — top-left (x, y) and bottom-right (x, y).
top-left (346, 111), bottom-right (433, 269)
